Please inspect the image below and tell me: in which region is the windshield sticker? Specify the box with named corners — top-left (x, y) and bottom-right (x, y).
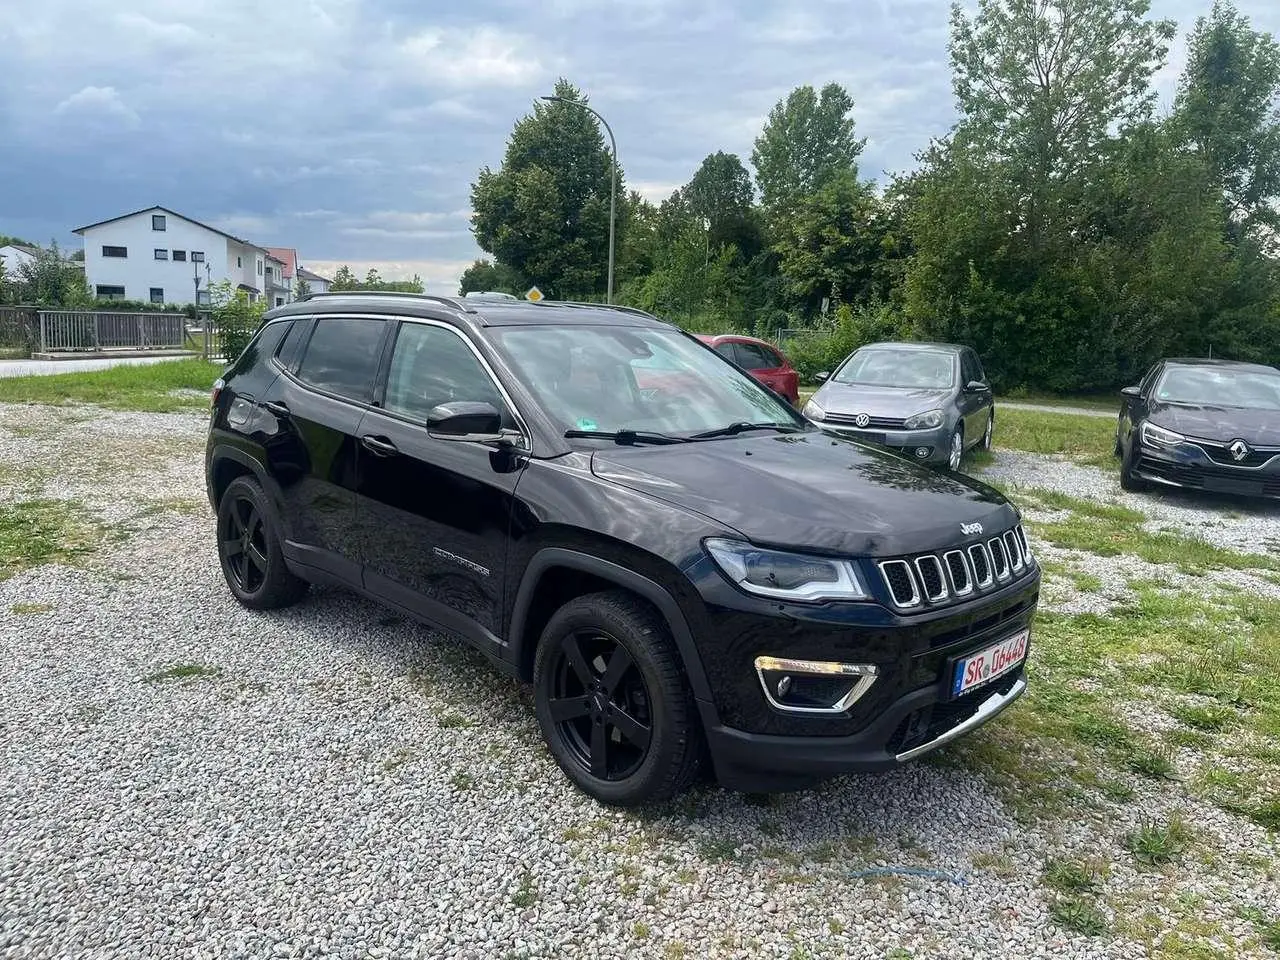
top-left (575, 418), bottom-right (598, 431)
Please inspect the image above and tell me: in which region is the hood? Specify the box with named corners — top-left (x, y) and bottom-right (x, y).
top-left (814, 382), bottom-right (953, 418)
top-left (1150, 401), bottom-right (1280, 446)
top-left (590, 431), bottom-right (1017, 557)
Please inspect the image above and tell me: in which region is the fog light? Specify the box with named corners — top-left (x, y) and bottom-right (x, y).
top-left (915, 447), bottom-right (931, 459)
top-left (754, 656), bottom-right (879, 714)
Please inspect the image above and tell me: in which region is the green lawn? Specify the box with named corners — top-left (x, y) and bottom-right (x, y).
top-left (994, 407), bottom-right (1116, 467)
top-left (0, 359), bottom-right (225, 413)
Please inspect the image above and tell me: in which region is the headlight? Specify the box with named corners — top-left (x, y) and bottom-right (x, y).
top-left (801, 399), bottom-right (826, 421)
top-left (904, 408), bottom-right (944, 430)
top-left (704, 539), bottom-right (868, 602)
top-left (1141, 421), bottom-right (1185, 447)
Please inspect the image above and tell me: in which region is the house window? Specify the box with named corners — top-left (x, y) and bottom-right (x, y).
top-left (102, 246), bottom-right (127, 258)
top-left (236, 256), bottom-right (242, 268)
top-left (95, 285), bottom-right (126, 300)
top-left (154, 248), bottom-right (168, 260)
top-left (149, 288), bottom-right (164, 304)
top-left (172, 250), bottom-right (186, 262)
top-left (192, 251), bottom-right (205, 262)
top-left (275, 297), bottom-right (285, 307)
top-left (257, 259), bottom-right (263, 275)
top-left (152, 214), bottom-right (166, 231)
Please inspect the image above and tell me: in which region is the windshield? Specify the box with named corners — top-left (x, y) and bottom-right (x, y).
top-left (833, 348), bottom-right (956, 389)
top-left (1155, 366), bottom-right (1280, 410)
top-left (491, 325), bottom-right (800, 436)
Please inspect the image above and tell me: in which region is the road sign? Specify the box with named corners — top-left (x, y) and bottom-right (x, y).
top-left (525, 286), bottom-right (544, 303)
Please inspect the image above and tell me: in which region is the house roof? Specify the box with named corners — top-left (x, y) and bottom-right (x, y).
top-left (296, 267), bottom-right (332, 283)
top-left (72, 205), bottom-right (269, 254)
top-left (0, 243), bottom-right (39, 258)
top-left (266, 247), bottom-right (297, 279)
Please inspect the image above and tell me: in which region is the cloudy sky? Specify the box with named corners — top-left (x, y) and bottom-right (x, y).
top-left (2, 0), bottom-right (1277, 291)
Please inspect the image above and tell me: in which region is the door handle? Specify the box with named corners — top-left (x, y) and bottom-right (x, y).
top-left (262, 400), bottom-right (290, 418)
top-left (360, 434), bottom-right (399, 457)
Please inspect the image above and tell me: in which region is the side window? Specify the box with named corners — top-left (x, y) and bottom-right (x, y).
top-left (383, 323), bottom-right (508, 425)
top-left (736, 342), bottom-right (774, 370)
top-left (295, 317), bottom-right (386, 402)
top-left (276, 318), bottom-right (313, 371)
top-left (960, 351), bottom-right (977, 384)
top-left (969, 351), bottom-right (988, 384)
top-left (713, 343), bottom-right (738, 364)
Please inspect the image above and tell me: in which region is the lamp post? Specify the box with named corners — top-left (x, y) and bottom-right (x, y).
top-left (541, 94), bottom-right (617, 304)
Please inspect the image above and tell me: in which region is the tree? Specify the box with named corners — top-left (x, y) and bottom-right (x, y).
top-left (1173, 0), bottom-right (1280, 237)
top-left (327, 265), bottom-right (423, 293)
top-left (458, 259), bottom-right (523, 295)
top-left (751, 84), bottom-right (865, 223)
top-left (949, 0), bottom-right (1175, 248)
top-left (294, 276), bottom-right (311, 299)
top-left (16, 241), bottom-right (90, 307)
top-left (682, 151), bottom-right (760, 255)
top-left (470, 78), bottom-right (622, 299)
top-left (331, 265), bottom-right (359, 291)
top-left (773, 171), bottom-right (901, 314)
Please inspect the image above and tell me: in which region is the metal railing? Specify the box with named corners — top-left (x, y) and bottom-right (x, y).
top-left (37, 310), bottom-right (188, 353)
top-left (0, 307), bottom-right (39, 354)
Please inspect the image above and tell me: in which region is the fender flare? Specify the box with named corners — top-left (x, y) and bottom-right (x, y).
top-left (507, 547), bottom-right (716, 707)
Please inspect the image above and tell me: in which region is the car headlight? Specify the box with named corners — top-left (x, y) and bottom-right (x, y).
top-left (705, 539), bottom-right (868, 602)
top-left (904, 408), bottom-right (944, 430)
top-left (1141, 421), bottom-right (1185, 447)
top-left (801, 398), bottom-right (826, 421)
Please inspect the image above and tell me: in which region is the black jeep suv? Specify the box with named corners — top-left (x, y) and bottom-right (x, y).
top-left (206, 293), bottom-right (1039, 805)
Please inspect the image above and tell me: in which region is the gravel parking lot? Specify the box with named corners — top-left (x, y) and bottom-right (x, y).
top-left (2, 403), bottom-right (1278, 959)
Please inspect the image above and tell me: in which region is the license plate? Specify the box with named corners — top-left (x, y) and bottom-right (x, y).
top-left (952, 629), bottom-right (1029, 697)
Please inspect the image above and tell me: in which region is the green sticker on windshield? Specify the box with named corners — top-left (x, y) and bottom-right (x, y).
top-left (575, 418), bottom-right (598, 431)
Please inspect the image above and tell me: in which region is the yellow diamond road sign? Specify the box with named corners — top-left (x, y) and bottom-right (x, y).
top-left (524, 286), bottom-right (544, 303)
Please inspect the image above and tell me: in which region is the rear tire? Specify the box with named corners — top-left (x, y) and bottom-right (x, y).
top-left (533, 591), bottom-right (703, 806)
top-left (216, 476), bottom-right (309, 610)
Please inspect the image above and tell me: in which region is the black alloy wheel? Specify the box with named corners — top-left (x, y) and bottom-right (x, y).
top-left (216, 476), bottom-right (309, 610)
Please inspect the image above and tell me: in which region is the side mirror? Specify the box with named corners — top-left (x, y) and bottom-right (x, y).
top-left (964, 380), bottom-right (987, 393)
top-left (1120, 385), bottom-right (1142, 400)
top-left (427, 401), bottom-right (504, 441)
top-left (814, 371), bottom-right (830, 383)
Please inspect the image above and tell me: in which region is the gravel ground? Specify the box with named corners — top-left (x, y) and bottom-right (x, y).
top-left (977, 448), bottom-right (1280, 556)
top-left (3, 404), bottom-right (1279, 959)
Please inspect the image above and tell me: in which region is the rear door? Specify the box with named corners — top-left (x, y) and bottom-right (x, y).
top-left (261, 314), bottom-right (391, 584)
top-left (354, 318), bottom-right (528, 652)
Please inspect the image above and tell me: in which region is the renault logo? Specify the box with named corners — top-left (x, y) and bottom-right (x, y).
top-left (1229, 439), bottom-right (1250, 462)
top-left (854, 413), bottom-right (871, 428)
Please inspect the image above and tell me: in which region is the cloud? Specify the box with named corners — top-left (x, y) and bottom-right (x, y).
top-left (397, 26), bottom-right (543, 87)
top-left (53, 86), bottom-right (140, 127)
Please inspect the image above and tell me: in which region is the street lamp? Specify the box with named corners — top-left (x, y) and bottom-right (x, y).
top-left (541, 94), bottom-right (617, 304)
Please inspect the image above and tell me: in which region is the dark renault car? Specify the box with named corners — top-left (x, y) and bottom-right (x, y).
top-left (802, 342), bottom-right (995, 471)
top-left (1116, 357), bottom-right (1280, 499)
top-left (206, 294), bottom-right (1040, 806)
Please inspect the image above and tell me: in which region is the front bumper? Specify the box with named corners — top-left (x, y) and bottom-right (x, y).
top-left (1133, 443), bottom-right (1280, 499)
top-left (809, 420), bottom-right (951, 463)
top-left (705, 671), bottom-right (1026, 791)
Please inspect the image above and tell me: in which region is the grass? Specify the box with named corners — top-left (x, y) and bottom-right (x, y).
top-left (1043, 859), bottom-right (1100, 894)
top-left (510, 870), bottom-right (538, 908)
top-left (0, 358), bottom-right (224, 413)
top-left (991, 408), bottom-right (1116, 468)
top-left (1170, 704), bottom-right (1237, 733)
top-left (1127, 816), bottom-right (1192, 866)
top-left (1019, 488), bottom-right (1145, 525)
top-left (141, 663), bottom-right (219, 683)
top-left (8, 601), bottom-right (53, 615)
top-left (1049, 897), bottom-right (1109, 936)
top-left (1002, 388), bottom-right (1121, 412)
top-left (0, 499), bottom-right (101, 579)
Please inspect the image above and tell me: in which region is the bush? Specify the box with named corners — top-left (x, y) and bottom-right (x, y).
top-left (210, 281), bottom-right (265, 362)
top-left (784, 302), bottom-right (907, 381)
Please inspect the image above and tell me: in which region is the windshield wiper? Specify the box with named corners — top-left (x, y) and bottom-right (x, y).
top-left (688, 421), bottom-right (801, 440)
top-left (564, 428), bottom-right (688, 446)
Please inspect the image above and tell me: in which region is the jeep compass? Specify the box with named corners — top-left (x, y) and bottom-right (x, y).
top-left (205, 293), bottom-right (1040, 806)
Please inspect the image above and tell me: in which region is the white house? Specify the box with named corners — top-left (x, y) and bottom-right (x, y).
top-left (0, 243), bottom-right (38, 274)
top-left (73, 206), bottom-right (274, 306)
top-left (296, 266), bottom-right (332, 295)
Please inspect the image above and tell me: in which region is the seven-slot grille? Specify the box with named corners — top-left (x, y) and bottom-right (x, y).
top-left (877, 524), bottom-right (1034, 609)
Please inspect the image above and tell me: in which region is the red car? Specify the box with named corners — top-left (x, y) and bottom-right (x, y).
top-left (696, 334), bottom-right (801, 405)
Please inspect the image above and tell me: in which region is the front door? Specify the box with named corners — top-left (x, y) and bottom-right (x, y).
top-left (355, 319), bottom-right (526, 650)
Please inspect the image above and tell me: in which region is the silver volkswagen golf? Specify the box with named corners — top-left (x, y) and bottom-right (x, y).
top-left (802, 341), bottom-right (995, 470)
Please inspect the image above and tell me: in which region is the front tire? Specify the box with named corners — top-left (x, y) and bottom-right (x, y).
top-left (981, 413), bottom-right (994, 451)
top-left (216, 476), bottom-right (309, 610)
top-left (946, 426), bottom-right (964, 471)
top-left (533, 591), bottom-right (703, 806)
top-left (1119, 444), bottom-right (1148, 493)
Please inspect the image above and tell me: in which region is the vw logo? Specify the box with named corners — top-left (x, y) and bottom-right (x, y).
top-left (854, 413), bottom-right (871, 428)
top-left (1229, 439), bottom-right (1250, 462)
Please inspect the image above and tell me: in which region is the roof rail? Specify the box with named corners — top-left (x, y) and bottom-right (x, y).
top-left (297, 290), bottom-right (475, 312)
top-left (537, 300), bottom-right (663, 321)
